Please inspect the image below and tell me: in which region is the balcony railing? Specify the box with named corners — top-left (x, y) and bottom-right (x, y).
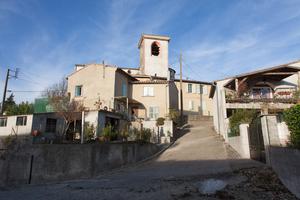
top-left (226, 97), bottom-right (298, 104)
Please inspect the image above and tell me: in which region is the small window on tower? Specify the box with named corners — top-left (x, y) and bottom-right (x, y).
top-left (151, 42), bottom-right (160, 56)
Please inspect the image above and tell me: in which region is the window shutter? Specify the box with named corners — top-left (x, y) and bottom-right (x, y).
top-left (203, 86), bottom-right (208, 95)
top-left (149, 87), bottom-right (154, 96)
top-left (196, 85), bottom-right (201, 94)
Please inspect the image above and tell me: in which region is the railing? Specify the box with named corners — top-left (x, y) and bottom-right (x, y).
top-left (226, 98), bottom-right (298, 104)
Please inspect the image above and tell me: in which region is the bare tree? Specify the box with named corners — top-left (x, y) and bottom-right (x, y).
top-left (44, 78), bottom-right (84, 140)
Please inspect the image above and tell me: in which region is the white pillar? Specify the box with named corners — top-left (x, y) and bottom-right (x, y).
top-left (81, 111), bottom-right (85, 144)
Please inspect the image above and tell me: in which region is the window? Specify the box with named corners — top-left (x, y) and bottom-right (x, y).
top-left (202, 85), bottom-right (208, 95)
top-left (75, 85), bottom-right (82, 97)
top-left (122, 81), bottom-right (127, 96)
top-left (0, 117), bottom-right (7, 127)
top-left (46, 118), bottom-right (57, 133)
top-left (149, 106), bottom-right (159, 119)
top-left (196, 85), bottom-right (201, 94)
top-left (188, 100), bottom-right (194, 111)
top-left (252, 87), bottom-right (272, 99)
top-left (16, 116), bottom-right (27, 126)
top-left (143, 86), bottom-right (154, 96)
top-left (151, 42), bottom-right (160, 56)
top-left (187, 83), bottom-right (193, 93)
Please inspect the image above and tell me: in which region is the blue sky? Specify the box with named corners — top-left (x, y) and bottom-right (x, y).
top-left (1, 0), bottom-right (300, 103)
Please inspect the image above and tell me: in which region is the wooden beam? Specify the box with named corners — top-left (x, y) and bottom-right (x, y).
top-left (262, 72), bottom-right (297, 75)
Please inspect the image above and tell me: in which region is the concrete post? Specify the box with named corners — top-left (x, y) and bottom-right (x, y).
top-left (81, 111), bottom-right (85, 144)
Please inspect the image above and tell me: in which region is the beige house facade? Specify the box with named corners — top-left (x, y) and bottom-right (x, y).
top-left (175, 80), bottom-right (212, 116)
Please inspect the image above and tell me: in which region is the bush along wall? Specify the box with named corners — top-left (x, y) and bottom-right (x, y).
top-left (283, 104), bottom-right (300, 149)
top-left (229, 109), bottom-right (258, 137)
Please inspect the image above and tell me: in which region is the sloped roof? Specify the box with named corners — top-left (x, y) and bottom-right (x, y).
top-left (214, 60), bottom-right (300, 82)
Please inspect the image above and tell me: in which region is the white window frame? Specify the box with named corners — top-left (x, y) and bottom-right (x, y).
top-left (202, 85), bottom-right (208, 95)
top-left (16, 116), bottom-right (27, 126)
top-left (149, 106), bottom-right (159, 120)
top-left (75, 85), bottom-right (82, 97)
top-left (196, 84), bottom-right (201, 94)
top-left (0, 117), bottom-right (7, 127)
top-left (143, 86), bottom-right (154, 96)
top-left (187, 83), bottom-right (193, 93)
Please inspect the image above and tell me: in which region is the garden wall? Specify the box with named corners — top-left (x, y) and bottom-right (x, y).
top-left (227, 124), bottom-right (251, 158)
top-left (0, 142), bottom-right (161, 186)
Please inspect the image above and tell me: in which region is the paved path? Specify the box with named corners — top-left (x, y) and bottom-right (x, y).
top-left (0, 120), bottom-right (260, 200)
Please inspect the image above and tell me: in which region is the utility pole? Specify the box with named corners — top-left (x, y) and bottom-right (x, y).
top-left (1, 68), bottom-right (19, 115)
top-left (1, 69), bottom-right (10, 115)
top-left (179, 54), bottom-right (183, 125)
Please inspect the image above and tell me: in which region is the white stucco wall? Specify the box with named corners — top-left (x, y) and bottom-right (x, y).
top-left (212, 79), bottom-right (231, 141)
top-left (228, 124), bottom-right (251, 158)
top-left (0, 115), bottom-right (33, 137)
top-left (277, 121), bottom-right (290, 146)
top-left (142, 120), bottom-right (173, 137)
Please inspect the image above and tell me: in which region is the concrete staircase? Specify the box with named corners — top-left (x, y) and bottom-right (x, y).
top-left (187, 114), bottom-right (213, 122)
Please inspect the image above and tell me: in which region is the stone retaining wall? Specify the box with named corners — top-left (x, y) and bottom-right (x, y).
top-left (0, 143), bottom-right (161, 186)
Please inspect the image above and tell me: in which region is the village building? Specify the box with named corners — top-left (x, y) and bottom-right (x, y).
top-left (0, 34), bottom-right (213, 143)
top-left (66, 34), bottom-right (213, 141)
top-left (209, 60), bottom-right (300, 142)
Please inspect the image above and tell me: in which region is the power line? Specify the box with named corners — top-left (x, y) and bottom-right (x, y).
top-left (8, 90), bottom-right (45, 93)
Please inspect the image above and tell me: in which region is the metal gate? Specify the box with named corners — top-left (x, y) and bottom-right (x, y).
top-left (248, 117), bottom-right (266, 162)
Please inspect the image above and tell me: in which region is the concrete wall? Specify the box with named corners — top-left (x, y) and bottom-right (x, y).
top-left (227, 124), bottom-right (250, 158)
top-left (212, 79), bottom-right (230, 141)
top-left (268, 147), bottom-right (300, 198)
top-left (277, 120), bottom-right (290, 146)
top-left (0, 143), bottom-right (161, 186)
top-left (0, 115), bottom-right (33, 137)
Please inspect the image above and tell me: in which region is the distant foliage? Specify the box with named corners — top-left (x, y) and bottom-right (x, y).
top-left (284, 105), bottom-right (300, 149)
top-left (229, 109), bottom-right (258, 137)
top-left (4, 94), bottom-right (33, 115)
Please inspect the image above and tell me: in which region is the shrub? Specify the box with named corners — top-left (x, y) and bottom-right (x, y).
top-left (120, 128), bottom-right (129, 141)
top-left (84, 122), bottom-right (95, 142)
top-left (2, 135), bottom-right (15, 147)
top-left (167, 109), bottom-right (180, 124)
top-left (128, 127), bottom-right (140, 141)
top-left (283, 105), bottom-right (300, 149)
top-left (140, 128), bottom-right (152, 142)
top-left (156, 117), bottom-right (165, 126)
top-left (101, 124), bottom-right (119, 141)
top-left (102, 124), bottom-right (112, 141)
top-left (229, 109), bottom-right (258, 137)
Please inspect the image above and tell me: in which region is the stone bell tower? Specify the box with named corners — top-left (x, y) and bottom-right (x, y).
top-left (138, 34), bottom-right (170, 77)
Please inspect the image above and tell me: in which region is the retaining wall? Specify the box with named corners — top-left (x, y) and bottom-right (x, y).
top-left (0, 143), bottom-right (161, 186)
top-left (269, 147), bottom-right (300, 198)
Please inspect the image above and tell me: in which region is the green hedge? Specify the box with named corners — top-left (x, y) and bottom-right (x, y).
top-left (229, 109), bottom-right (257, 137)
top-left (283, 104), bottom-right (300, 149)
